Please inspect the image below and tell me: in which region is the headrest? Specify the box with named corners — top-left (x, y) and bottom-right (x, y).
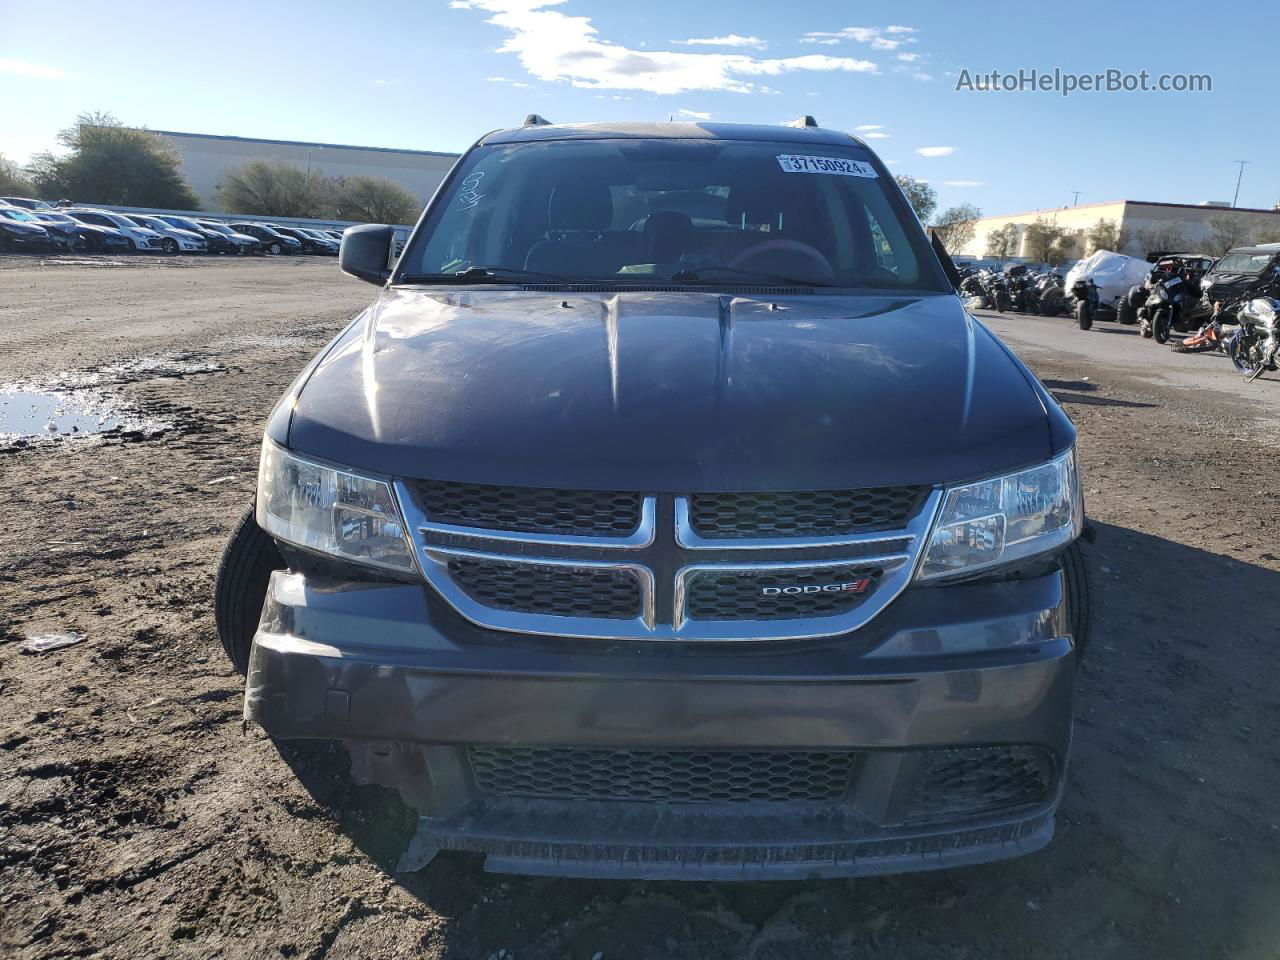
top-left (548, 180), bottom-right (613, 231)
top-left (725, 185), bottom-right (782, 228)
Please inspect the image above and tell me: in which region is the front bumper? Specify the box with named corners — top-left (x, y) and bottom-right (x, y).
top-left (246, 566), bottom-right (1078, 879)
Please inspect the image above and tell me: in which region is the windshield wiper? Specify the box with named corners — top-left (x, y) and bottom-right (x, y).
top-left (397, 266), bottom-right (582, 284)
top-left (669, 266), bottom-right (837, 287)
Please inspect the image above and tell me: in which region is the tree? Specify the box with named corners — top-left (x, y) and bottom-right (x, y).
top-left (333, 176), bottom-right (421, 224)
top-left (1085, 218), bottom-right (1130, 255)
top-left (984, 223), bottom-right (1018, 258)
top-left (215, 160), bottom-right (333, 218)
top-left (1205, 215), bottom-right (1254, 256)
top-left (931, 204), bottom-right (981, 255)
top-left (1136, 223), bottom-right (1189, 257)
top-left (1023, 217), bottom-right (1069, 264)
top-left (894, 175), bottom-right (936, 224)
top-left (0, 154), bottom-right (35, 196)
top-left (27, 112), bottom-right (199, 209)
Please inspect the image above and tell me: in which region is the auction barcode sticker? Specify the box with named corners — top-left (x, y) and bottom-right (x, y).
top-left (776, 155), bottom-right (878, 177)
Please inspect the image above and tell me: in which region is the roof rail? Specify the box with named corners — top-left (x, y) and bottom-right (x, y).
top-left (523, 114), bottom-right (552, 127)
top-left (783, 115), bottom-right (819, 128)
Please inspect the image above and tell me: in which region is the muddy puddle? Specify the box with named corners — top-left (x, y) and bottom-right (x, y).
top-left (1, 352), bottom-right (225, 451)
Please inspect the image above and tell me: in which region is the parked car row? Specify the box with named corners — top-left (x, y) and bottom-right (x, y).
top-left (0, 195), bottom-right (347, 257)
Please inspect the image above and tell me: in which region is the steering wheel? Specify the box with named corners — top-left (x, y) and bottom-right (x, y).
top-left (729, 239), bottom-right (835, 281)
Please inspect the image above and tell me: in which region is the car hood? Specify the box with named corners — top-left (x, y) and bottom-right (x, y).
top-left (286, 288), bottom-right (1055, 491)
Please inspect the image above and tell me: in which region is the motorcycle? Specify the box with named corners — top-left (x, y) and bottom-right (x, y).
top-left (1007, 270), bottom-right (1040, 313)
top-left (983, 272), bottom-right (1012, 312)
top-left (1068, 277), bottom-right (1099, 331)
top-left (1137, 259), bottom-right (1209, 344)
top-left (1227, 297), bottom-right (1280, 382)
top-left (1036, 273), bottom-right (1068, 317)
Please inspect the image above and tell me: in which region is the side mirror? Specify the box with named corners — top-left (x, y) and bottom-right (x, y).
top-left (339, 224), bottom-right (396, 285)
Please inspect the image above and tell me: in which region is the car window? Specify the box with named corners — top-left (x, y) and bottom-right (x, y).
top-left (1215, 253), bottom-right (1274, 274)
top-left (404, 137), bottom-right (942, 290)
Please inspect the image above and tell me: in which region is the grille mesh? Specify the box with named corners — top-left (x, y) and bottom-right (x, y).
top-left (689, 487), bottom-right (927, 539)
top-left (469, 747), bottom-right (856, 804)
top-left (684, 565), bottom-right (884, 621)
top-left (448, 558), bottom-right (642, 619)
top-left (906, 747), bottom-right (1052, 823)
top-left (416, 480), bottom-right (641, 537)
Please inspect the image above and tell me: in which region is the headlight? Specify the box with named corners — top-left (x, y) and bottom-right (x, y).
top-left (1155, 284), bottom-right (1170, 302)
top-left (256, 439), bottom-right (416, 573)
top-left (916, 448), bottom-right (1081, 582)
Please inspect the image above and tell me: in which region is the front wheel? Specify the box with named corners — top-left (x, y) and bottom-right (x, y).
top-left (268, 241), bottom-right (282, 256)
top-left (1115, 300), bottom-right (1135, 326)
top-left (1076, 300), bottom-right (1093, 331)
top-left (214, 506), bottom-right (286, 674)
top-left (1151, 308), bottom-right (1172, 344)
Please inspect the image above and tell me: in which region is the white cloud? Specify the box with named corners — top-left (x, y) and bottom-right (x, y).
top-left (487, 75), bottom-right (510, 81)
top-left (909, 71), bottom-right (932, 82)
top-left (854, 124), bottom-right (883, 131)
top-left (896, 52), bottom-right (920, 62)
top-left (799, 25), bottom-right (917, 51)
top-left (916, 146), bottom-right (955, 157)
top-left (457, 1), bottom-right (877, 94)
top-left (674, 34), bottom-right (767, 51)
top-left (943, 180), bottom-right (983, 187)
top-left (676, 108), bottom-right (711, 119)
top-left (0, 58), bottom-right (65, 79)
top-left (862, 131), bottom-right (890, 139)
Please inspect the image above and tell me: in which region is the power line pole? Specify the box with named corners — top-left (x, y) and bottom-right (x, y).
top-left (1231, 160), bottom-right (1250, 208)
top-left (1071, 191), bottom-right (1081, 207)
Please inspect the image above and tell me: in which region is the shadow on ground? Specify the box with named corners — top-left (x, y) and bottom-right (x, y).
top-left (271, 522), bottom-right (1280, 959)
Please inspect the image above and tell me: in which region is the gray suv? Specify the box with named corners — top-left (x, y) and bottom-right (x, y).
top-left (217, 118), bottom-right (1090, 880)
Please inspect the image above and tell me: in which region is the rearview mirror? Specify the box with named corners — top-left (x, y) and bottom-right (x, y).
top-left (339, 224), bottom-right (396, 285)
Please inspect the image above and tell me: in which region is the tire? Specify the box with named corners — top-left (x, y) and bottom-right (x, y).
top-left (214, 505), bottom-right (286, 674)
top-left (160, 237), bottom-right (177, 255)
top-left (1152, 308), bottom-right (1172, 344)
top-left (1115, 300), bottom-right (1135, 326)
top-left (269, 241), bottom-right (282, 256)
top-left (1062, 540), bottom-right (1092, 658)
top-left (1076, 301), bottom-right (1093, 331)
top-left (127, 238), bottom-right (138, 253)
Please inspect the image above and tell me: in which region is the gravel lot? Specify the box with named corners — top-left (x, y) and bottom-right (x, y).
top-left (2, 256), bottom-right (1279, 959)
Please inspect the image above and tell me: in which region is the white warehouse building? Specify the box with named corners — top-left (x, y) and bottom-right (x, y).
top-left (955, 199), bottom-right (1280, 260)
top-left (146, 129), bottom-right (461, 211)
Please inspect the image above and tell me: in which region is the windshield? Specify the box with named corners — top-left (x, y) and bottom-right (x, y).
top-left (401, 137), bottom-right (943, 290)
top-left (1213, 252), bottom-right (1275, 275)
top-left (2, 208), bottom-right (39, 222)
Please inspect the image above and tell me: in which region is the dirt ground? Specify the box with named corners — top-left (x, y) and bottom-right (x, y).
top-left (2, 255), bottom-right (1279, 960)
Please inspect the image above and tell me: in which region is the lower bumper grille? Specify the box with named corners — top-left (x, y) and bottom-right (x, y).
top-left (448, 557), bottom-right (642, 619)
top-left (684, 564), bottom-right (885, 621)
top-left (469, 747), bottom-right (858, 804)
top-left (905, 746), bottom-right (1052, 823)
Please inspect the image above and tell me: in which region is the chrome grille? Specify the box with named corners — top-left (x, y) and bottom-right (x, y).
top-left (397, 480), bottom-right (939, 642)
top-left (414, 479), bottom-right (642, 537)
top-left (469, 747), bottom-right (857, 804)
top-left (688, 487), bottom-right (927, 539)
top-left (684, 565), bottom-right (885, 621)
top-left (449, 557), bottom-right (642, 619)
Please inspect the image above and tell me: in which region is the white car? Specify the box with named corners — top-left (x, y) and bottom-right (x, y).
top-left (65, 209), bottom-right (165, 253)
top-left (124, 214), bottom-right (207, 254)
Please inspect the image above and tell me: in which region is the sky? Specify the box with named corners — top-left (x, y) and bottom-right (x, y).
top-left (2, 0), bottom-right (1275, 218)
